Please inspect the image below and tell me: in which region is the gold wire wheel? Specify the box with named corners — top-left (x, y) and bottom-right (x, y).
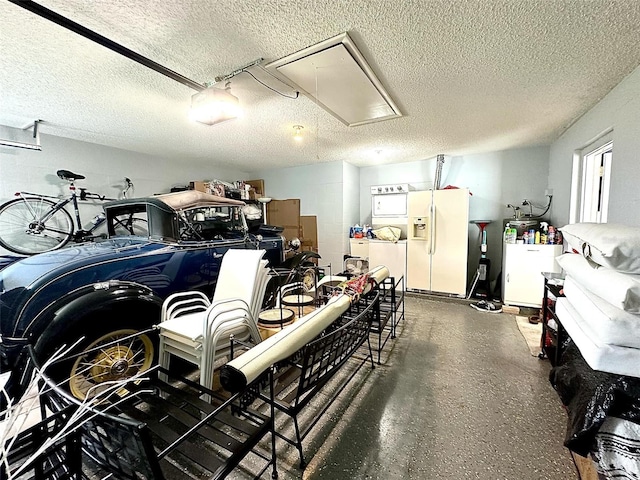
top-left (302, 267), bottom-right (316, 291)
top-left (69, 329), bottom-right (154, 400)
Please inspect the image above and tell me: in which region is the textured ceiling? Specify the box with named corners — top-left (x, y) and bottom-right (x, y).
top-left (1, 0), bottom-right (640, 170)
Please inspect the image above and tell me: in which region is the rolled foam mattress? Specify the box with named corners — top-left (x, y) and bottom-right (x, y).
top-left (555, 298), bottom-right (640, 378)
top-left (563, 276), bottom-right (640, 349)
top-left (220, 266), bottom-right (390, 393)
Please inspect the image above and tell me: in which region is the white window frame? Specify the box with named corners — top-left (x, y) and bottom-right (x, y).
top-left (570, 131), bottom-right (613, 224)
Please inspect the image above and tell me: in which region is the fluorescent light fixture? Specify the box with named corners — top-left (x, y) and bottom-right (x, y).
top-left (0, 120), bottom-right (42, 151)
top-left (190, 82), bottom-right (240, 126)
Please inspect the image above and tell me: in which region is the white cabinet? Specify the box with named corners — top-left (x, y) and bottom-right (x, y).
top-left (502, 244), bottom-right (562, 308)
top-left (369, 240), bottom-right (407, 288)
top-left (349, 238), bottom-right (369, 258)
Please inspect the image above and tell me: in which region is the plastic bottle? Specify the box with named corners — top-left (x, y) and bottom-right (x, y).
top-left (535, 230), bottom-right (540, 244)
top-left (540, 222), bottom-right (548, 244)
top-left (91, 212), bottom-right (105, 225)
top-left (528, 229), bottom-right (536, 244)
top-left (510, 227), bottom-right (517, 244)
top-left (504, 223), bottom-right (510, 243)
top-left (548, 226), bottom-right (555, 245)
top-left (523, 231), bottom-right (529, 244)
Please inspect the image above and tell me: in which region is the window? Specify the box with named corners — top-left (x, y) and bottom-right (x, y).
top-left (570, 133), bottom-right (613, 224)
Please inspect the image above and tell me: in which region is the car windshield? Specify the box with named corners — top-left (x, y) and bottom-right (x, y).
top-left (106, 204), bottom-right (150, 238)
top-left (178, 205), bottom-right (246, 241)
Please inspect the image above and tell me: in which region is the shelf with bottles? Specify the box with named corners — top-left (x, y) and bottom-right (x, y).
top-left (503, 221), bottom-right (564, 246)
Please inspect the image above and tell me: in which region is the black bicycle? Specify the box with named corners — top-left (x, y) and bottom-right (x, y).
top-left (0, 169), bottom-right (146, 255)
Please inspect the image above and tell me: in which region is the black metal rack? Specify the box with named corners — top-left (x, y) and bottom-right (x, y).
top-left (14, 355), bottom-right (277, 480)
top-left (1, 405), bottom-right (83, 479)
top-left (262, 292), bottom-right (378, 469)
top-left (370, 276), bottom-right (405, 363)
top-left (539, 272), bottom-right (565, 365)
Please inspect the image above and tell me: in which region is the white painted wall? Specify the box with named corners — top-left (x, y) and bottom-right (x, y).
top-left (0, 126), bottom-right (249, 254)
top-left (342, 162), bottom-right (360, 260)
top-left (548, 64), bottom-right (640, 227)
top-left (1, 124), bottom-right (555, 293)
top-left (249, 161), bottom-right (345, 272)
top-left (359, 147), bottom-right (551, 285)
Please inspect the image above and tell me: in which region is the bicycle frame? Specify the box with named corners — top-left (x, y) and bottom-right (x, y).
top-left (0, 173), bottom-right (136, 256)
top-left (17, 192), bottom-right (78, 231)
top-left (17, 186), bottom-right (109, 237)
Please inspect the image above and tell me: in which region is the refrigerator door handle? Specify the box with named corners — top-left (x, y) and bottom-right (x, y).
top-left (428, 203), bottom-right (435, 254)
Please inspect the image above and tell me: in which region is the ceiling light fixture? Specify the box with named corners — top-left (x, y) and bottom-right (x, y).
top-left (10, 3), bottom-right (298, 128)
top-left (293, 125), bottom-right (304, 141)
top-left (0, 120), bottom-right (42, 151)
top-left (190, 81), bottom-right (241, 126)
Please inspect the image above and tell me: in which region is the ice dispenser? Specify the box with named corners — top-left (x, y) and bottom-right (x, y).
top-left (411, 216), bottom-right (429, 240)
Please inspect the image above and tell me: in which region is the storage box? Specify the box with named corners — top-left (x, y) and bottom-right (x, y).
top-left (267, 199), bottom-right (301, 243)
top-left (189, 181), bottom-right (209, 193)
top-left (300, 215), bottom-right (318, 258)
top-left (245, 179), bottom-right (265, 197)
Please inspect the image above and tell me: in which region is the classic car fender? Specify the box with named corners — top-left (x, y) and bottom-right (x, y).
top-left (1, 280), bottom-right (163, 405)
top-left (29, 280), bottom-right (163, 351)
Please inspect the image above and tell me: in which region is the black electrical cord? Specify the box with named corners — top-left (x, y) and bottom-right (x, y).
top-left (521, 196), bottom-right (553, 218)
top-left (242, 70), bottom-right (299, 99)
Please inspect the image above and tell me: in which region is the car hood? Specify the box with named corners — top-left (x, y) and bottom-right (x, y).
top-left (0, 238), bottom-right (168, 292)
top-left (0, 239), bottom-right (174, 335)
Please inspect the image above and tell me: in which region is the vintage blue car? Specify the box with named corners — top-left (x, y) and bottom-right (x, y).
top-left (0, 190), bottom-right (285, 401)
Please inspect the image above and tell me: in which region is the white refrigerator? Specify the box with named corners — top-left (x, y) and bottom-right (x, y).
top-left (407, 189), bottom-right (469, 295)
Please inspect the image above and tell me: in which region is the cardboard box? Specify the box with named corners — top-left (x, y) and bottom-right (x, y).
top-left (300, 215), bottom-right (318, 248)
top-left (189, 181), bottom-right (209, 193)
top-left (245, 179), bottom-right (265, 197)
top-left (267, 199), bottom-right (301, 243)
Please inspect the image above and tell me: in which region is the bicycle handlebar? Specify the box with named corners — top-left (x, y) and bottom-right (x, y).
top-left (76, 176), bottom-right (133, 201)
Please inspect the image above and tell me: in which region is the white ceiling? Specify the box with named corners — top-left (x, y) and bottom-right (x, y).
top-left (1, 0), bottom-right (640, 170)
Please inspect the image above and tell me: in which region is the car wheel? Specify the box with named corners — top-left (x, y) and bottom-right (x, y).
top-left (68, 328), bottom-right (155, 400)
top-left (39, 320), bottom-right (157, 402)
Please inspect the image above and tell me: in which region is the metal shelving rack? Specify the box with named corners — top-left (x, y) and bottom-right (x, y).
top-left (539, 272), bottom-right (565, 365)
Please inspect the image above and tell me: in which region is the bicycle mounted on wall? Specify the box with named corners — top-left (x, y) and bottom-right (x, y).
top-left (0, 169), bottom-right (143, 255)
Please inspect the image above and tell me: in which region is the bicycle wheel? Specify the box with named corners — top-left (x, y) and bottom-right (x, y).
top-left (0, 197), bottom-right (73, 255)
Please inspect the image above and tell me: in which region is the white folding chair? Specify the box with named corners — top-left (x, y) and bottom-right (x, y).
top-left (158, 249), bottom-right (270, 392)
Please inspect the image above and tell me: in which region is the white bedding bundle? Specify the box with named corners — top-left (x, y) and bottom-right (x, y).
top-left (557, 223), bottom-right (640, 378)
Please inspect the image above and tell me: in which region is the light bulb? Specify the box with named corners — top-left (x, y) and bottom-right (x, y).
top-left (293, 125), bottom-right (304, 141)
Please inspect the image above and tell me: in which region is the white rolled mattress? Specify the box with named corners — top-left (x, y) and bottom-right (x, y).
top-left (220, 266), bottom-right (390, 392)
top-left (555, 298), bottom-right (640, 378)
top-left (563, 276), bottom-right (640, 349)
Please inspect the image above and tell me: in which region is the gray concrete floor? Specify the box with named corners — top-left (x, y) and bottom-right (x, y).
top-left (267, 295), bottom-right (577, 480)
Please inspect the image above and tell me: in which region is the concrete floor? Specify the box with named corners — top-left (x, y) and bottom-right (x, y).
top-left (268, 295), bottom-right (577, 480)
